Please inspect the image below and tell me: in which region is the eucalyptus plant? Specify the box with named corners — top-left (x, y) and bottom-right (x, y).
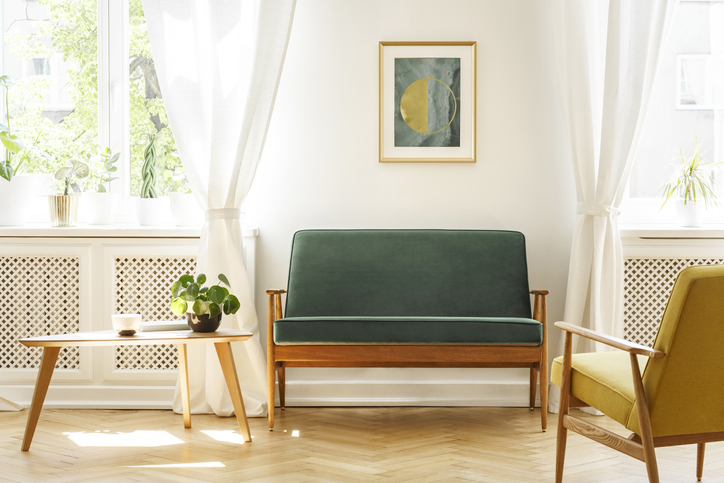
top-left (140, 133), bottom-right (157, 198)
top-left (170, 273), bottom-right (241, 319)
top-left (55, 159), bottom-right (90, 195)
top-left (90, 147), bottom-right (119, 192)
top-left (660, 136), bottom-right (720, 208)
top-left (0, 75), bottom-right (54, 182)
top-left (0, 76), bottom-right (23, 181)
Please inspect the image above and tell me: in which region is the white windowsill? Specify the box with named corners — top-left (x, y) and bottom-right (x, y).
top-left (0, 223), bottom-right (259, 238)
top-left (620, 223), bottom-right (724, 239)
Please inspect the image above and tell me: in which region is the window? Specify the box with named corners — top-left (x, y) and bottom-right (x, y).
top-left (622, 0), bottom-right (724, 224)
top-left (1, 0), bottom-right (188, 223)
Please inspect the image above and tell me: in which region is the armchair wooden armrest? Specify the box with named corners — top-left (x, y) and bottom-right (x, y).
top-left (554, 321), bottom-right (664, 359)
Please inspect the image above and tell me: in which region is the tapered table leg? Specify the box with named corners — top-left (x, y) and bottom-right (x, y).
top-left (22, 347), bottom-right (60, 451)
top-left (177, 343), bottom-right (191, 428)
top-left (214, 342), bottom-right (251, 442)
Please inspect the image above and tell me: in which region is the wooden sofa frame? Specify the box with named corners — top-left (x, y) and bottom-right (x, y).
top-left (266, 289), bottom-right (549, 432)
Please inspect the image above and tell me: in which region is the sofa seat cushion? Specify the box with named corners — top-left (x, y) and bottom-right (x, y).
top-left (551, 352), bottom-right (647, 430)
top-left (273, 316), bottom-right (542, 345)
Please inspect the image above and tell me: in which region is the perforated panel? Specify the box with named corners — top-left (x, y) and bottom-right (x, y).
top-left (624, 258), bottom-right (724, 347)
top-left (0, 256), bottom-right (80, 369)
top-left (114, 256), bottom-right (196, 370)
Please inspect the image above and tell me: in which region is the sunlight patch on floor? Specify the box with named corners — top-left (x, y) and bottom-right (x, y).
top-left (64, 430), bottom-right (185, 447)
top-left (200, 430), bottom-right (246, 445)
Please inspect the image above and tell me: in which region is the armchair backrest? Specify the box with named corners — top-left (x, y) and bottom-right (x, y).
top-left (629, 264), bottom-right (724, 437)
top-left (284, 229), bottom-right (532, 318)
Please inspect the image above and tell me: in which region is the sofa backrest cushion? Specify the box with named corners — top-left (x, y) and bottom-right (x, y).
top-left (284, 230), bottom-right (532, 318)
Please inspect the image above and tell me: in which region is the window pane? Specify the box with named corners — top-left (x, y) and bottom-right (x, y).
top-left (629, 1), bottom-right (723, 201)
top-left (2, 0), bottom-right (97, 186)
top-left (129, 0), bottom-right (187, 197)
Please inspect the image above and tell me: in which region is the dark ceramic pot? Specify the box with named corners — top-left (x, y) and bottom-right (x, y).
top-left (187, 312), bottom-right (222, 333)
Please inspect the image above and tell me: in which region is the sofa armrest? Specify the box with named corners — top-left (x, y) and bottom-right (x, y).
top-left (554, 321), bottom-right (665, 358)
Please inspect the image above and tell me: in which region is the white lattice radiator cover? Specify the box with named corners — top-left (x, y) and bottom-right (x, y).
top-left (113, 256), bottom-right (196, 370)
top-left (0, 256), bottom-right (80, 370)
top-left (623, 257), bottom-right (724, 347)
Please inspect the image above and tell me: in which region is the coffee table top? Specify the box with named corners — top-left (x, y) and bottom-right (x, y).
top-left (19, 328), bottom-right (252, 348)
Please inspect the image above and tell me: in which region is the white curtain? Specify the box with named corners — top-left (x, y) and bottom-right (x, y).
top-left (550, 0), bottom-right (677, 411)
top-left (142, 0), bottom-right (296, 416)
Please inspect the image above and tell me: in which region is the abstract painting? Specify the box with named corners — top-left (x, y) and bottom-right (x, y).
top-left (394, 58), bottom-right (460, 148)
top-left (379, 42), bottom-right (476, 162)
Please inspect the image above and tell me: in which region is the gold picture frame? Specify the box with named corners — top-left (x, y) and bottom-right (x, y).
top-left (379, 41), bottom-right (476, 163)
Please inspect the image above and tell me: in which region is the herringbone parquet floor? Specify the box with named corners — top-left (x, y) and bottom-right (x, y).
top-left (0, 407), bottom-right (722, 482)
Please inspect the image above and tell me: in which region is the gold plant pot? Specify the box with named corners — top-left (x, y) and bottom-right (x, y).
top-left (49, 195), bottom-right (79, 227)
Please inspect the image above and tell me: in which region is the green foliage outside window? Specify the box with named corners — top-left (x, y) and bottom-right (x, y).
top-left (4, 0), bottom-right (188, 195)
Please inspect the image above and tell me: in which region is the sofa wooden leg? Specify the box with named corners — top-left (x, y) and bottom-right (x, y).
top-left (278, 367), bottom-right (286, 410)
top-left (697, 443), bottom-right (705, 481)
top-left (529, 368), bottom-right (537, 411)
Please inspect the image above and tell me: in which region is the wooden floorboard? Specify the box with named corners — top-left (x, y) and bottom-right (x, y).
top-left (0, 407), bottom-right (721, 482)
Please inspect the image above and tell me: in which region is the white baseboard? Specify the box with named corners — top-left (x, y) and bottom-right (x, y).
top-left (277, 380), bottom-right (544, 408)
top-left (0, 384), bottom-right (175, 410)
top-left (0, 380), bottom-right (549, 410)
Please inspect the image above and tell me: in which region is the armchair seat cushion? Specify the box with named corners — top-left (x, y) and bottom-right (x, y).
top-left (551, 352), bottom-right (647, 429)
top-left (273, 316), bottom-right (543, 345)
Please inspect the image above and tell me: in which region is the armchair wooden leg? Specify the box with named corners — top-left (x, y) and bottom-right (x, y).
top-left (540, 361), bottom-right (548, 431)
top-left (630, 354), bottom-right (659, 483)
top-left (556, 332), bottom-right (572, 483)
top-left (278, 367), bottom-right (286, 410)
top-left (529, 368), bottom-right (537, 411)
top-left (697, 443), bottom-right (705, 481)
top-left (267, 360), bottom-right (276, 431)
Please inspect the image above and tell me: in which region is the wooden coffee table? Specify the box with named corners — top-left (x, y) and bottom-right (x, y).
top-left (18, 328), bottom-right (253, 451)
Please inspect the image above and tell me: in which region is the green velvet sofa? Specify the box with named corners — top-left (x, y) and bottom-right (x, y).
top-left (266, 229), bottom-right (549, 431)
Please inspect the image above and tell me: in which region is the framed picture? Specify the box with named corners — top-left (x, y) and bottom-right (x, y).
top-left (379, 41), bottom-right (476, 163)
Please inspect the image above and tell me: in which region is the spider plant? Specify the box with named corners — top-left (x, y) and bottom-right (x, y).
top-left (660, 136), bottom-right (720, 208)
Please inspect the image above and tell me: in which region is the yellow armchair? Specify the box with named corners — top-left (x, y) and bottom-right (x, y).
top-left (551, 264), bottom-right (724, 483)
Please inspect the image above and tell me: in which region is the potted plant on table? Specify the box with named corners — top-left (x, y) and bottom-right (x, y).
top-left (0, 75), bottom-right (52, 226)
top-left (136, 133), bottom-right (168, 225)
top-left (170, 273), bottom-right (241, 332)
top-left (83, 148), bottom-right (120, 225)
top-left (50, 159), bottom-right (89, 227)
top-left (659, 136), bottom-right (720, 228)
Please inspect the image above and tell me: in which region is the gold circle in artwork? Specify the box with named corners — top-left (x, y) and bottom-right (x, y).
top-left (400, 78), bottom-right (457, 135)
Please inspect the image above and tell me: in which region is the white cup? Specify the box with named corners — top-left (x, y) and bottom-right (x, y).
top-left (111, 314), bottom-right (142, 336)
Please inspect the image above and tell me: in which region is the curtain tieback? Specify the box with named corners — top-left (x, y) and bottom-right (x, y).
top-left (205, 208), bottom-right (241, 221)
top-left (576, 202), bottom-right (620, 217)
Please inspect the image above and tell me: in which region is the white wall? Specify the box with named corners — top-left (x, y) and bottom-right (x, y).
top-left (244, 0), bottom-right (575, 406)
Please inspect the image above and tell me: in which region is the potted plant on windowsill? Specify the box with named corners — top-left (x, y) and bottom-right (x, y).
top-left (169, 273), bottom-right (241, 332)
top-left (83, 148), bottom-right (119, 225)
top-left (136, 133), bottom-right (167, 226)
top-left (659, 136), bottom-right (719, 228)
top-left (0, 75), bottom-right (53, 226)
top-left (165, 160), bottom-right (202, 226)
top-left (50, 159), bottom-right (89, 227)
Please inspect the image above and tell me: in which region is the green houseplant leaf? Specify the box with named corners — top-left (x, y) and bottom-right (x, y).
top-left (208, 302), bottom-right (221, 318)
top-left (170, 297), bottom-right (187, 315)
top-left (207, 285), bottom-right (226, 305)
